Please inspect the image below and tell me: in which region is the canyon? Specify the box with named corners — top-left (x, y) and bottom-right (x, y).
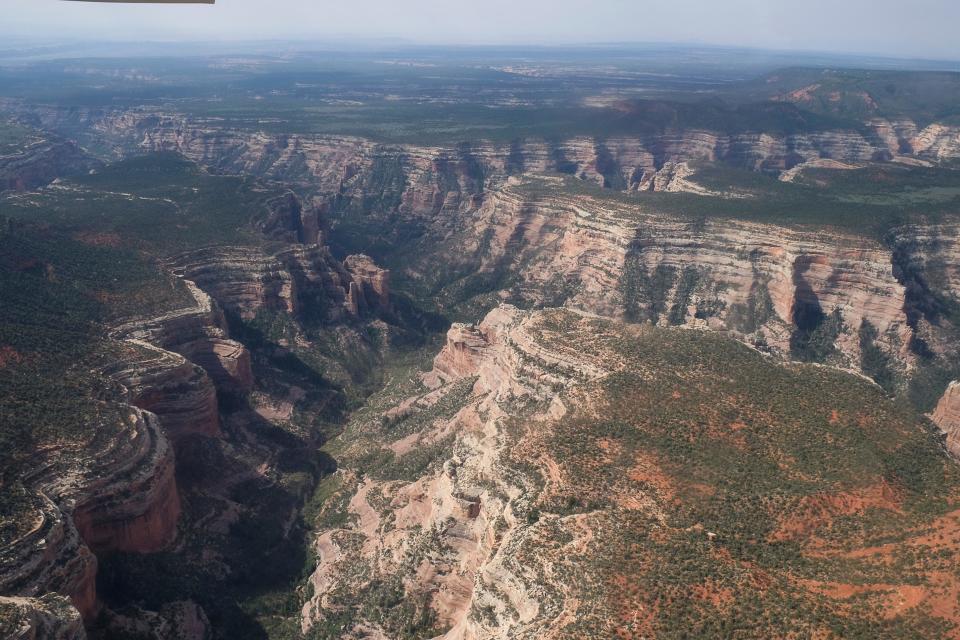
top-left (3, 58), bottom-right (960, 639)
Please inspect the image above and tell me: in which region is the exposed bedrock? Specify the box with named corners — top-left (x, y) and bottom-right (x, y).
top-left (302, 305), bottom-right (607, 637)
top-left (70, 411), bottom-right (181, 555)
top-left (168, 244), bottom-right (391, 322)
top-left (343, 253), bottom-right (392, 315)
top-left (257, 190), bottom-right (326, 245)
top-left (0, 594), bottom-right (86, 640)
top-left (112, 280), bottom-right (253, 395)
top-left (103, 344), bottom-right (222, 441)
top-left (1, 409), bottom-right (180, 623)
top-left (18, 106), bottom-right (960, 194)
top-left (0, 138), bottom-right (99, 193)
top-left (932, 382), bottom-right (960, 457)
top-left (887, 222), bottom-right (960, 357)
top-left (433, 183), bottom-right (914, 375)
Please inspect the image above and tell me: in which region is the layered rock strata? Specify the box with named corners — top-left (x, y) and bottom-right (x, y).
top-left (0, 409), bottom-right (180, 622)
top-left (932, 382), bottom-right (960, 457)
top-left (9, 104), bottom-right (960, 197)
top-left (168, 245), bottom-right (391, 322)
top-left (421, 179), bottom-right (912, 375)
top-left (0, 137), bottom-right (97, 193)
top-left (112, 280), bottom-right (253, 395)
top-left (0, 594), bottom-right (86, 640)
top-left (301, 306), bottom-right (607, 638)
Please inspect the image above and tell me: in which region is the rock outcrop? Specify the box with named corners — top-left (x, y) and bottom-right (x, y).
top-left (70, 410), bottom-right (181, 555)
top-left (0, 594), bottom-right (86, 640)
top-left (343, 254), bottom-right (391, 316)
top-left (125, 113), bottom-right (960, 184)
top-left (9, 105), bottom-right (960, 201)
top-left (103, 344), bottom-right (222, 442)
top-left (301, 306), bottom-right (606, 638)
top-left (112, 280), bottom-right (253, 395)
top-left (302, 304), bottom-right (960, 638)
top-left (1, 408), bottom-right (180, 623)
top-left (0, 137), bottom-right (98, 193)
top-left (410, 178), bottom-right (912, 376)
top-left (168, 245), bottom-right (391, 323)
top-left (932, 382), bottom-right (960, 457)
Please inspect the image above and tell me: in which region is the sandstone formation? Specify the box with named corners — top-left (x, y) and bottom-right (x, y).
top-left (168, 245), bottom-right (391, 322)
top-left (301, 305), bottom-right (609, 637)
top-left (302, 303), bottom-right (960, 637)
top-left (932, 382), bottom-right (960, 457)
top-left (15, 104), bottom-right (948, 385)
top-left (107, 112), bottom-right (960, 185)
top-left (257, 191), bottom-right (326, 245)
top-left (395, 177), bottom-right (912, 377)
top-left (343, 254), bottom-right (392, 315)
top-left (9, 104), bottom-right (960, 201)
top-left (112, 280), bottom-right (253, 395)
top-left (0, 408), bottom-right (179, 623)
top-left (0, 136), bottom-right (98, 193)
top-left (103, 344), bottom-right (222, 442)
top-left (0, 594), bottom-right (86, 640)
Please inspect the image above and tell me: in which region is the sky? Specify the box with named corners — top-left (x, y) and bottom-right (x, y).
top-left (4, 0), bottom-right (960, 60)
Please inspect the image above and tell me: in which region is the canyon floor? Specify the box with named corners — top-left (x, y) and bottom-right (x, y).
top-left (3, 46), bottom-right (960, 639)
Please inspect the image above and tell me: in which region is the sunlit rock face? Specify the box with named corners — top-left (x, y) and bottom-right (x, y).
top-left (111, 280), bottom-right (253, 397)
top-left (932, 382), bottom-right (960, 457)
top-left (0, 409), bottom-right (180, 624)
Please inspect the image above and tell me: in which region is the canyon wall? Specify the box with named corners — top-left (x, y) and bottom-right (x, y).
top-left (932, 382), bottom-right (960, 457)
top-left (9, 104), bottom-right (960, 199)
top-left (301, 305), bottom-right (609, 638)
top-left (167, 244), bottom-right (390, 323)
top-left (0, 594), bottom-right (86, 640)
top-left (397, 179), bottom-right (915, 376)
top-left (0, 137), bottom-right (98, 193)
top-left (0, 408), bottom-right (179, 623)
top-left (111, 112), bottom-right (960, 183)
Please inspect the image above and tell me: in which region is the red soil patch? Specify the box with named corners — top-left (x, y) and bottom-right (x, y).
top-left (690, 580), bottom-right (734, 608)
top-left (628, 452), bottom-right (675, 501)
top-left (610, 573), bottom-right (657, 639)
top-left (771, 482), bottom-right (901, 542)
top-left (823, 507), bottom-right (960, 561)
top-left (0, 346), bottom-right (25, 367)
top-left (73, 231), bottom-right (122, 247)
top-left (828, 409), bottom-right (841, 425)
top-left (799, 577), bottom-right (960, 622)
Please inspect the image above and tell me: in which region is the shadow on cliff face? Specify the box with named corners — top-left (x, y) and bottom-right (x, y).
top-left (890, 235), bottom-right (950, 359)
top-left (95, 394), bottom-right (338, 640)
top-left (789, 256), bottom-right (843, 362)
top-left (93, 316), bottom-right (346, 639)
top-left (888, 232), bottom-right (960, 410)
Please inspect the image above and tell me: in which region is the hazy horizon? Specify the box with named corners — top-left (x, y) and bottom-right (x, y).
top-left (5, 0), bottom-right (960, 62)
